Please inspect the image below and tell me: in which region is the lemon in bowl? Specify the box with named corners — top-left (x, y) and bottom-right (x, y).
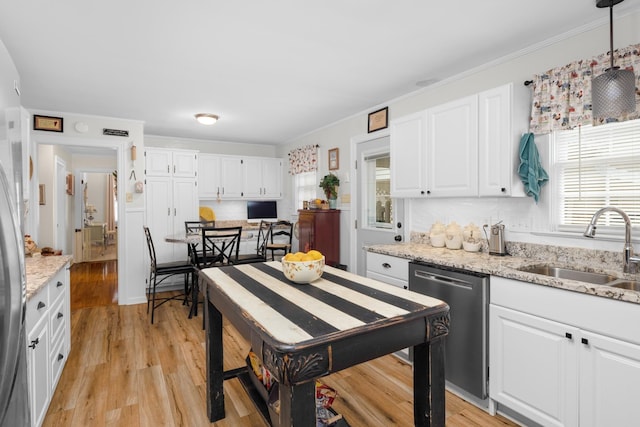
top-left (281, 250), bottom-right (325, 284)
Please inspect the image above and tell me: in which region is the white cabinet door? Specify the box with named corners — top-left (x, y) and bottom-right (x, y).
top-left (390, 111), bottom-right (428, 197)
top-left (145, 176), bottom-right (174, 263)
top-left (172, 177), bottom-right (198, 249)
top-left (242, 157), bottom-right (263, 198)
top-left (478, 84), bottom-right (512, 196)
top-left (261, 157), bottom-right (282, 198)
top-left (198, 154), bottom-right (221, 199)
top-left (490, 305), bottom-right (578, 427)
top-left (172, 151), bottom-right (197, 178)
top-left (27, 317), bottom-right (50, 427)
top-left (219, 156), bottom-right (244, 198)
top-left (579, 331), bottom-right (640, 427)
top-left (426, 95), bottom-right (478, 197)
top-left (145, 149), bottom-right (172, 177)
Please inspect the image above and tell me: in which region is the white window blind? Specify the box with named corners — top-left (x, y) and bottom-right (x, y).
top-left (294, 171), bottom-right (317, 212)
top-left (553, 121), bottom-right (640, 233)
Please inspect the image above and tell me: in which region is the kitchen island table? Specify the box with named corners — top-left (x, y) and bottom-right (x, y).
top-left (200, 261), bottom-right (450, 426)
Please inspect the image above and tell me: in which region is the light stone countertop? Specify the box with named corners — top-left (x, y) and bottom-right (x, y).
top-left (366, 240), bottom-right (640, 305)
top-left (25, 255), bottom-right (73, 300)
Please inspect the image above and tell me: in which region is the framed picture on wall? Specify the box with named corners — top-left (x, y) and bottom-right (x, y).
top-left (328, 148), bottom-right (339, 170)
top-left (367, 107), bottom-right (388, 133)
top-left (66, 173), bottom-right (74, 195)
top-left (34, 115), bottom-right (64, 132)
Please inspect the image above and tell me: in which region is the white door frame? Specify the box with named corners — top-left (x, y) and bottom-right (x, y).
top-left (349, 128), bottom-right (390, 275)
top-left (54, 156), bottom-right (67, 253)
top-left (35, 134), bottom-right (126, 304)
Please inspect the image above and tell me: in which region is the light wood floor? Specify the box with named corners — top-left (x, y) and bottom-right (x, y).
top-left (46, 262), bottom-right (519, 426)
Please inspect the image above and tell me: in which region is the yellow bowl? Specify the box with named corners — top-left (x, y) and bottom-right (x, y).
top-left (281, 256), bottom-right (325, 284)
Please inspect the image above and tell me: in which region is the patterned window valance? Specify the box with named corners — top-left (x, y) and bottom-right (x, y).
top-left (529, 43), bottom-right (640, 135)
top-left (288, 144), bottom-right (318, 175)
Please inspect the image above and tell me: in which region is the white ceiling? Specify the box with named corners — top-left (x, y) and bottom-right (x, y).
top-left (1, 1), bottom-right (638, 145)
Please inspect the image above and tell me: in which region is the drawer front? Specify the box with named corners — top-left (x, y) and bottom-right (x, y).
top-left (367, 271), bottom-right (408, 289)
top-left (26, 286), bottom-right (49, 332)
top-left (49, 295), bottom-right (66, 346)
top-left (366, 252), bottom-right (409, 281)
top-left (48, 268), bottom-right (67, 303)
top-left (50, 338), bottom-right (66, 390)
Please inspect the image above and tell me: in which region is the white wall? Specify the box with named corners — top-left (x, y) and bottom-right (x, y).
top-left (145, 134), bottom-right (277, 157)
top-left (276, 10), bottom-right (640, 268)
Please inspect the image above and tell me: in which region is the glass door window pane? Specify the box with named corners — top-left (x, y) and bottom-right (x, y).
top-left (364, 155), bottom-right (392, 229)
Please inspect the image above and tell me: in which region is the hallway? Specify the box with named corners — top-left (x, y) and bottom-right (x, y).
top-left (70, 259), bottom-right (118, 310)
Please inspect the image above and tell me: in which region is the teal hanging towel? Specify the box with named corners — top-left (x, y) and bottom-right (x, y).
top-left (518, 132), bottom-right (549, 203)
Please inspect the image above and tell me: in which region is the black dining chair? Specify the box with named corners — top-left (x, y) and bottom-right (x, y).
top-left (185, 220), bottom-right (215, 266)
top-left (233, 220), bottom-right (271, 264)
top-left (143, 226), bottom-right (195, 324)
top-left (188, 226), bottom-right (242, 319)
top-left (266, 220), bottom-right (293, 260)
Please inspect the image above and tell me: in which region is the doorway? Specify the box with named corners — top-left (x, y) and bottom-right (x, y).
top-left (78, 171), bottom-right (118, 263)
top-left (351, 131), bottom-right (405, 276)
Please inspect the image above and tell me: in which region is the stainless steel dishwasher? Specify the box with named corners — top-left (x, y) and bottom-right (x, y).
top-left (409, 261), bottom-right (489, 400)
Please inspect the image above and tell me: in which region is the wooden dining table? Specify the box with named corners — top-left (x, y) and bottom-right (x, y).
top-left (200, 261), bottom-right (450, 427)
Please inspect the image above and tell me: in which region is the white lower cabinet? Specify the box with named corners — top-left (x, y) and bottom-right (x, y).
top-left (490, 276), bottom-right (640, 427)
top-left (26, 262), bottom-right (70, 427)
top-left (365, 252), bottom-right (410, 361)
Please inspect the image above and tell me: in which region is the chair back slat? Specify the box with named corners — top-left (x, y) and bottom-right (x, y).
top-left (143, 226), bottom-right (157, 270)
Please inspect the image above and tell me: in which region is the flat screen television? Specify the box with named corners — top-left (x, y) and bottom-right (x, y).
top-left (247, 200), bottom-right (278, 223)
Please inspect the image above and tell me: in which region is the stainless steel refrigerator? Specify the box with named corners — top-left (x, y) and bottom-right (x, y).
top-left (0, 160), bottom-right (30, 426)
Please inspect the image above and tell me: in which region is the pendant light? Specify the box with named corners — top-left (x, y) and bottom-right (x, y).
top-left (592, 0), bottom-right (636, 120)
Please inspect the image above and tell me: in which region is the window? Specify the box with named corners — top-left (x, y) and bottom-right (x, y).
top-left (552, 121), bottom-right (640, 234)
top-left (293, 171), bottom-right (317, 212)
top-left (363, 153), bottom-right (392, 229)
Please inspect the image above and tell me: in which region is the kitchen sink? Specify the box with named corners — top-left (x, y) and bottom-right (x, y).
top-left (517, 265), bottom-right (617, 285)
top-left (608, 280), bottom-right (640, 291)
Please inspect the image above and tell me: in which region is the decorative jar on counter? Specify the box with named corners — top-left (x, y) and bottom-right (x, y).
top-left (445, 221), bottom-right (463, 250)
top-left (429, 221), bottom-right (446, 247)
top-left (462, 223), bottom-right (482, 252)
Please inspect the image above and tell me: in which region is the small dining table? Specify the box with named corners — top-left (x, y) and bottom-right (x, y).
top-left (200, 261), bottom-right (450, 427)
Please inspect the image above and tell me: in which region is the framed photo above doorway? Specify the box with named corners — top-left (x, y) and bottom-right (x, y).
top-left (368, 107), bottom-right (388, 133)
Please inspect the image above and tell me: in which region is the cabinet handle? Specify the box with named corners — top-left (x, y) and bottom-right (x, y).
top-left (426, 190), bottom-right (431, 195)
top-left (565, 332), bottom-right (572, 340)
top-left (57, 353), bottom-right (64, 362)
top-left (57, 281), bottom-right (63, 288)
top-left (28, 338), bottom-right (39, 349)
top-left (57, 312), bottom-right (64, 319)
top-left (167, 165), bottom-right (170, 174)
top-left (174, 208), bottom-right (177, 216)
top-left (581, 338), bottom-right (589, 345)
top-left (167, 207), bottom-right (170, 216)
top-left (382, 263), bottom-right (391, 269)
top-left (403, 285), bottom-right (408, 290)
top-left (501, 187), bottom-right (506, 193)
top-left (420, 190), bottom-right (425, 195)
top-left (37, 301), bottom-right (46, 310)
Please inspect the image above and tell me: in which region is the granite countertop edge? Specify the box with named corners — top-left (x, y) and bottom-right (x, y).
top-left (366, 243), bottom-right (640, 305)
top-left (25, 255), bottom-right (73, 301)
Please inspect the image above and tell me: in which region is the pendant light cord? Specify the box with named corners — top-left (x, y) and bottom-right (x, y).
top-left (609, 4), bottom-right (615, 69)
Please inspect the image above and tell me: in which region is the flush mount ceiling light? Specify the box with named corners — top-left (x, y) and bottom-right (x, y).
top-left (592, 0), bottom-right (636, 119)
top-left (195, 113), bottom-right (219, 125)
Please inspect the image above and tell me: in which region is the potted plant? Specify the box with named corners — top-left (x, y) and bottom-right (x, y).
top-left (319, 173), bottom-right (340, 208)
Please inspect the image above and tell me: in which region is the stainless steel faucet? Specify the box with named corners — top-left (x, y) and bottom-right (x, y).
top-left (584, 206), bottom-right (640, 274)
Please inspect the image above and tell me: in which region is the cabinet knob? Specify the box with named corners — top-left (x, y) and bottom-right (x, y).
top-left (420, 190), bottom-right (425, 195)
top-left (28, 338), bottom-right (39, 349)
top-left (403, 285), bottom-right (408, 290)
top-left (426, 190), bottom-right (431, 195)
top-left (37, 301), bottom-right (46, 310)
top-left (581, 338), bottom-right (589, 345)
top-left (57, 281), bottom-right (63, 288)
top-left (565, 332), bottom-right (572, 340)
top-left (57, 312), bottom-right (64, 319)
top-left (382, 263), bottom-right (391, 269)
top-left (501, 187), bottom-right (506, 193)
top-left (57, 353), bottom-right (64, 362)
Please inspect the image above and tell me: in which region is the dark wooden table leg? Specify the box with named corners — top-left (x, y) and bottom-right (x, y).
top-left (206, 293), bottom-right (225, 422)
top-left (413, 338), bottom-right (446, 427)
top-left (278, 381), bottom-right (316, 427)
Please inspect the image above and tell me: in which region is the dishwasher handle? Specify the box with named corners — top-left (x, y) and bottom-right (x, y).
top-left (413, 269), bottom-right (475, 289)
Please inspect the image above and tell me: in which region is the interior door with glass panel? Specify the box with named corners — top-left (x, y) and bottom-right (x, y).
top-left (355, 135), bottom-right (404, 276)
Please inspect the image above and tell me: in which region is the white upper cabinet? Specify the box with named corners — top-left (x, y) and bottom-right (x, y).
top-left (198, 154), bottom-right (221, 199)
top-left (426, 95), bottom-right (478, 197)
top-left (200, 155), bottom-right (282, 200)
top-left (390, 111), bottom-right (428, 197)
top-left (219, 156), bottom-right (244, 199)
top-left (390, 83), bottom-right (518, 198)
top-left (478, 83), bottom-right (512, 196)
top-left (145, 148), bottom-right (197, 178)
